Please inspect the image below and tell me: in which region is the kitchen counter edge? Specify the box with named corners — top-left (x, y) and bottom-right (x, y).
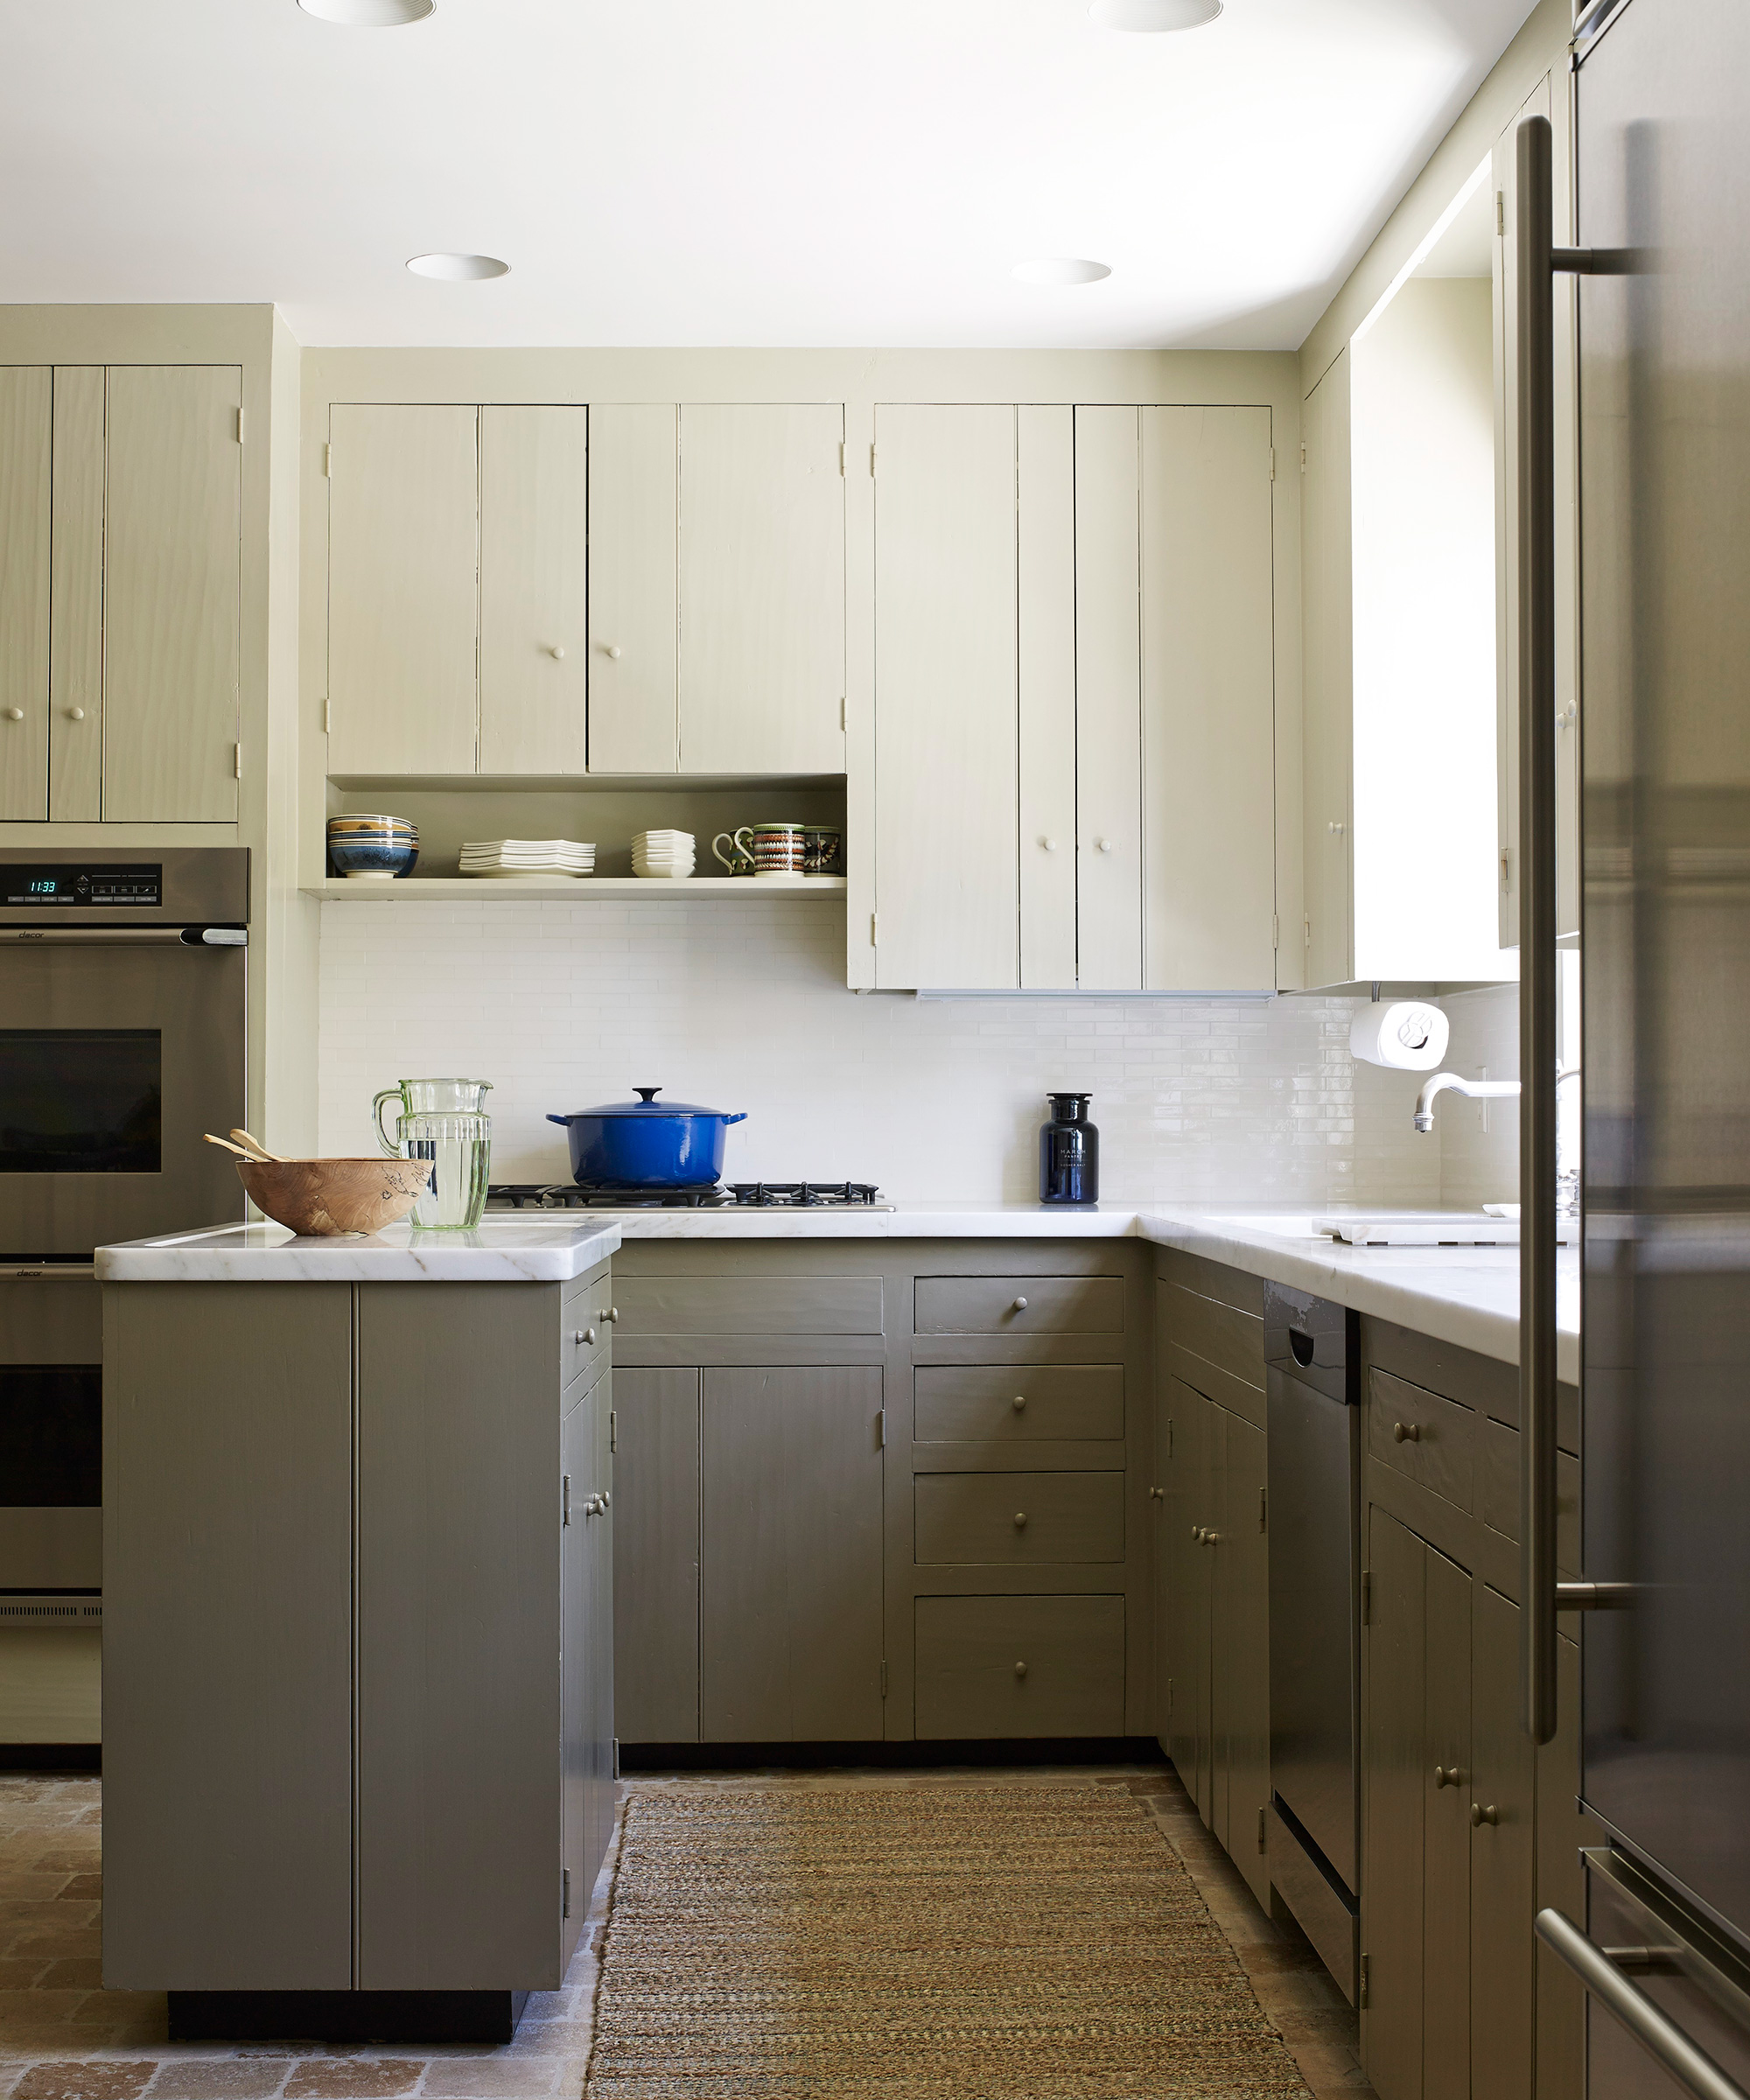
top-left (94, 1220), bottom-right (623, 1284)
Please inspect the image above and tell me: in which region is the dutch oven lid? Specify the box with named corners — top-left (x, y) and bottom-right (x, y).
top-left (570, 1087), bottom-right (733, 1118)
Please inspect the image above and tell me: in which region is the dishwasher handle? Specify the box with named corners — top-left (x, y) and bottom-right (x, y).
top-left (1289, 1328), bottom-right (1317, 1368)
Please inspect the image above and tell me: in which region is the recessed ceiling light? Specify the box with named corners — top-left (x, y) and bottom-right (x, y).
top-left (1012, 258), bottom-right (1112, 286)
top-left (1089, 0), bottom-right (1222, 28)
top-left (406, 253), bottom-right (511, 282)
top-left (299, 0), bottom-right (436, 24)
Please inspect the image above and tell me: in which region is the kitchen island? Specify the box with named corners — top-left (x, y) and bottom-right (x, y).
top-left (95, 1219), bottom-right (620, 2043)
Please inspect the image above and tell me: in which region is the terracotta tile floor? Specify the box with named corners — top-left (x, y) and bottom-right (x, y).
top-left (0, 1761), bottom-right (1375, 2099)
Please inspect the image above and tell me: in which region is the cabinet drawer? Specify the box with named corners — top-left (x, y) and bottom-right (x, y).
top-left (1480, 1418), bottom-right (1582, 1573)
top-left (1368, 1368), bottom-right (1475, 1513)
top-left (914, 1595), bottom-right (1125, 1737)
top-left (613, 1275), bottom-right (884, 1336)
top-left (914, 1366), bottom-right (1124, 1445)
top-left (562, 1306), bottom-right (612, 1388)
top-left (914, 1275), bottom-right (1124, 1337)
top-left (1165, 1282), bottom-right (1264, 1395)
top-left (914, 1471), bottom-right (1124, 1565)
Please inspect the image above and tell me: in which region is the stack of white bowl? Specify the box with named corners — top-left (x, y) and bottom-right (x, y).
top-left (631, 830), bottom-right (696, 879)
top-left (458, 839), bottom-right (596, 880)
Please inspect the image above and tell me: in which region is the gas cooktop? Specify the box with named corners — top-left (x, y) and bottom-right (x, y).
top-left (487, 1181), bottom-right (892, 1211)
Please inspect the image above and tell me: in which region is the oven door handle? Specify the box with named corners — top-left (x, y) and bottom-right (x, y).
top-left (0, 927), bottom-right (246, 947)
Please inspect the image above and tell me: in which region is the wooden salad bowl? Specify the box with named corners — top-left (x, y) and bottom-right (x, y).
top-left (237, 1157), bottom-right (431, 1237)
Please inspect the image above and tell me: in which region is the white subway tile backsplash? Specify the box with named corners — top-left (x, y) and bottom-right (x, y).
top-left (317, 898), bottom-right (1440, 1206)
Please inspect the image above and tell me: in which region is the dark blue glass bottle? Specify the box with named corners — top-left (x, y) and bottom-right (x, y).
top-left (1039, 1092), bottom-right (1098, 1207)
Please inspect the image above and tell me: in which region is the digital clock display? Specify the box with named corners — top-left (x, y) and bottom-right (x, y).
top-left (2, 864), bottom-right (162, 908)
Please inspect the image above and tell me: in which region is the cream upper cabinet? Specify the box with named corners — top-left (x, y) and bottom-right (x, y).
top-left (327, 403), bottom-right (480, 777)
top-left (480, 406), bottom-right (588, 774)
top-left (0, 368), bottom-right (51, 822)
top-left (1074, 407), bottom-right (1145, 991)
top-left (1302, 352), bottom-right (1355, 988)
top-left (1018, 407), bottom-right (1077, 989)
top-left (2, 364), bottom-right (241, 823)
top-left (677, 404), bottom-right (845, 774)
top-left (1141, 405), bottom-right (1277, 992)
top-left (587, 403), bottom-right (677, 774)
top-left (872, 404), bottom-right (1020, 990)
top-left (103, 367), bottom-right (243, 822)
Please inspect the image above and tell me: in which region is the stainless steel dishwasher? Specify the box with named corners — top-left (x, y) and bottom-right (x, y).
top-left (1264, 1279), bottom-right (1362, 2003)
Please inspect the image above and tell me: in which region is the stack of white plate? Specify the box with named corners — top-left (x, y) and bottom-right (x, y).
top-left (458, 839), bottom-right (596, 880)
top-left (632, 830), bottom-right (696, 879)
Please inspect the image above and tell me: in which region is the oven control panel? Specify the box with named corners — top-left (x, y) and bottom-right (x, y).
top-left (2, 864), bottom-right (162, 908)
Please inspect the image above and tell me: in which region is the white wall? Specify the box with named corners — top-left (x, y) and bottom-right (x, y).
top-left (316, 897), bottom-right (1439, 1208)
top-left (1435, 983), bottom-right (1520, 1208)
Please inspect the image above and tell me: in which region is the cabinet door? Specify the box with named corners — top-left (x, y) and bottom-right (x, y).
top-left (586, 1372), bottom-right (616, 1897)
top-left (612, 1368), bottom-right (701, 1743)
top-left (480, 406), bottom-right (588, 773)
top-left (1215, 1406), bottom-right (1270, 1908)
top-left (0, 367), bottom-right (51, 820)
top-left (1074, 408), bottom-right (1144, 990)
top-left (103, 367), bottom-right (242, 820)
top-left (700, 1366), bottom-right (884, 1740)
top-left (560, 1388), bottom-right (591, 1974)
top-left (49, 368), bottom-right (104, 821)
top-left (1470, 1582), bottom-right (1535, 2100)
top-left (587, 403), bottom-right (677, 773)
top-left (1162, 1376), bottom-right (1214, 1818)
top-left (1423, 1545), bottom-right (1473, 2100)
top-left (678, 404), bottom-right (845, 774)
top-left (872, 404), bottom-right (1019, 990)
top-left (1364, 1506), bottom-right (1428, 2100)
top-left (1152, 1289), bottom-right (1173, 1751)
top-left (1302, 352), bottom-right (1354, 988)
top-left (1141, 405), bottom-right (1276, 991)
top-left (1018, 406), bottom-right (1077, 989)
top-left (328, 403), bottom-right (479, 776)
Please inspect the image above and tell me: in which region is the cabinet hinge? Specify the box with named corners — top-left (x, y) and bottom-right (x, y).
top-left (562, 1866), bottom-right (571, 1920)
top-left (870, 912), bottom-right (878, 946)
top-left (876, 1407), bottom-right (886, 1450)
top-left (609, 1409), bottom-right (617, 1455)
top-left (1269, 447), bottom-right (1276, 481)
top-left (869, 442), bottom-right (878, 476)
top-left (838, 440), bottom-right (846, 475)
top-left (234, 743), bottom-right (242, 780)
top-left (880, 1659), bottom-right (888, 1698)
top-left (1359, 1951), bottom-right (1370, 2009)
top-left (1166, 1418), bottom-right (1172, 1462)
top-left (322, 697), bottom-right (332, 737)
top-left (840, 696), bottom-right (847, 732)
top-left (323, 442), bottom-right (332, 478)
top-left (1298, 439), bottom-right (1307, 474)
top-left (1259, 1486), bottom-right (1267, 1532)
top-left (235, 407), bottom-right (245, 445)
top-left (1304, 916), bottom-right (1312, 950)
top-left (1166, 1677), bottom-right (1174, 1717)
top-left (1271, 913), bottom-right (1279, 951)
top-left (1502, 845), bottom-right (1513, 891)
top-left (1362, 1570), bottom-right (1371, 1626)
top-left (1497, 190), bottom-right (1506, 236)
top-left (1258, 1805), bottom-right (1268, 1853)
top-left (562, 1474), bottom-right (571, 1526)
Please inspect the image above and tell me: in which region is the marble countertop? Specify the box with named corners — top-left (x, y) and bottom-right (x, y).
top-left (94, 1218), bottom-right (622, 1284)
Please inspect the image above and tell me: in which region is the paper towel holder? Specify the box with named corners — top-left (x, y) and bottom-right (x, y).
top-left (1351, 998), bottom-right (1450, 1072)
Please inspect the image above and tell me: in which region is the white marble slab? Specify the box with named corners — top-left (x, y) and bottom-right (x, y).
top-left (95, 1218), bottom-right (621, 1284)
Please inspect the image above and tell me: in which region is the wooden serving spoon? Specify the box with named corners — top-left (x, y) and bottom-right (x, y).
top-left (228, 1127), bottom-right (291, 1164)
top-left (204, 1132), bottom-right (257, 1159)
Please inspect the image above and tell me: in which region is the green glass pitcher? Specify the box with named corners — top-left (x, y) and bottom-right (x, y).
top-left (373, 1077), bottom-right (493, 1157)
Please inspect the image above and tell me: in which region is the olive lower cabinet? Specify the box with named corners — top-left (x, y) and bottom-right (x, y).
top-left (101, 1262), bottom-right (615, 2042)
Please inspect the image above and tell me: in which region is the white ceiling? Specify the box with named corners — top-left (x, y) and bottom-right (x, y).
top-left (0, 0), bottom-right (1537, 349)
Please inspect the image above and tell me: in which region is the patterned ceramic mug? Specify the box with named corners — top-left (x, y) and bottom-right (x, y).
top-left (750, 823), bottom-right (807, 878)
top-left (711, 829), bottom-right (756, 875)
top-left (801, 825), bottom-right (843, 877)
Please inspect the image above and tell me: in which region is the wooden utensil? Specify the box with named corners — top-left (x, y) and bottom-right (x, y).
top-left (204, 1133), bottom-right (257, 1159)
top-left (229, 1127), bottom-right (290, 1163)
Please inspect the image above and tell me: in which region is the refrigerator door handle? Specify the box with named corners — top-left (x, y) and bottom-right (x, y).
top-left (1516, 110), bottom-right (1563, 1746)
top-left (1536, 1908), bottom-right (1750, 2100)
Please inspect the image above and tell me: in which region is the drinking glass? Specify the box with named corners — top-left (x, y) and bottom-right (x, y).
top-left (396, 1112), bottom-right (492, 1229)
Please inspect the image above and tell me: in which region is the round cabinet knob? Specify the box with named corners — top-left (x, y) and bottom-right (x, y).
top-left (1204, 1530), bottom-right (1221, 1547)
top-left (603, 643), bottom-right (623, 660)
top-left (1471, 1802), bottom-right (1499, 1828)
top-left (1329, 820), bottom-right (1347, 835)
top-left (575, 1327), bottom-right (597, 1346)
top-left (3, 709), bottom-right (22, 722)
top-left (1096, 838), bottom-right (1113, 853)
top-left (603, 1306), bottom-right (620, 1323)
top-left (1013, 1661), bottom-right (1028, 1679)
top-left (550, 646), bottom-right (566, 660)
top-left (584, 1326), bottom-right (598, 1345)
top-left (1393, 1421), bottom-right (1421, 1444)
top-left (1042, 838), bottom-right (1058, 851)
top-left (66, 707), bottom-right (85, 721)
top-left (1012, 1511), bottom-right (1028, 1530)
top-left (1149, 1485), bottom-right (1164, 1501)
top-left (1012, 1296), bottom-right (1029, 1312)
top-left (1012, 1395), bottom-right (1027, 1412)
top-left (600, 1490), bottom-right (611, 1508)
top-left (1191, 1525), bottom-right (1203, 1541)
top-left (1434, 1764), bottom-right (1465, 1789)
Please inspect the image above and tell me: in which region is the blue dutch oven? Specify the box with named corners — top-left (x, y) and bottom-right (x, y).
top-left (547, 1088), bottom-right (748, 1189)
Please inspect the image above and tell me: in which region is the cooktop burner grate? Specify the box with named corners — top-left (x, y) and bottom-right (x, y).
top-left (486, 1180), bottom-right (891, 1210)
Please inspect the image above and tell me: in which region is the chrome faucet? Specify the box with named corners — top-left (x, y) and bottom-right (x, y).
top-left (1413, 1067), bottom-right (1578, 1133)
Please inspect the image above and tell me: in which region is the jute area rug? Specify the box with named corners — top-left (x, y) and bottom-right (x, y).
top-left (584, 1783), bottom-right (1311, 2098)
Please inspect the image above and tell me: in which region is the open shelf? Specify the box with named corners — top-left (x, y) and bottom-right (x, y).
top-left (307, 877), bottom-right (848, 902)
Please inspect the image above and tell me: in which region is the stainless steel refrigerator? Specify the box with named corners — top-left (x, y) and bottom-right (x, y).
top-left (1518, 2), bottom-right (1750, 2093)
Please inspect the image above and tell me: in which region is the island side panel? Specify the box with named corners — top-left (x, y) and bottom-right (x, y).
top-left (355, 1280), bottom-right (565, 1992)
top-left (102, 1281), bottom-right (354, 1990)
